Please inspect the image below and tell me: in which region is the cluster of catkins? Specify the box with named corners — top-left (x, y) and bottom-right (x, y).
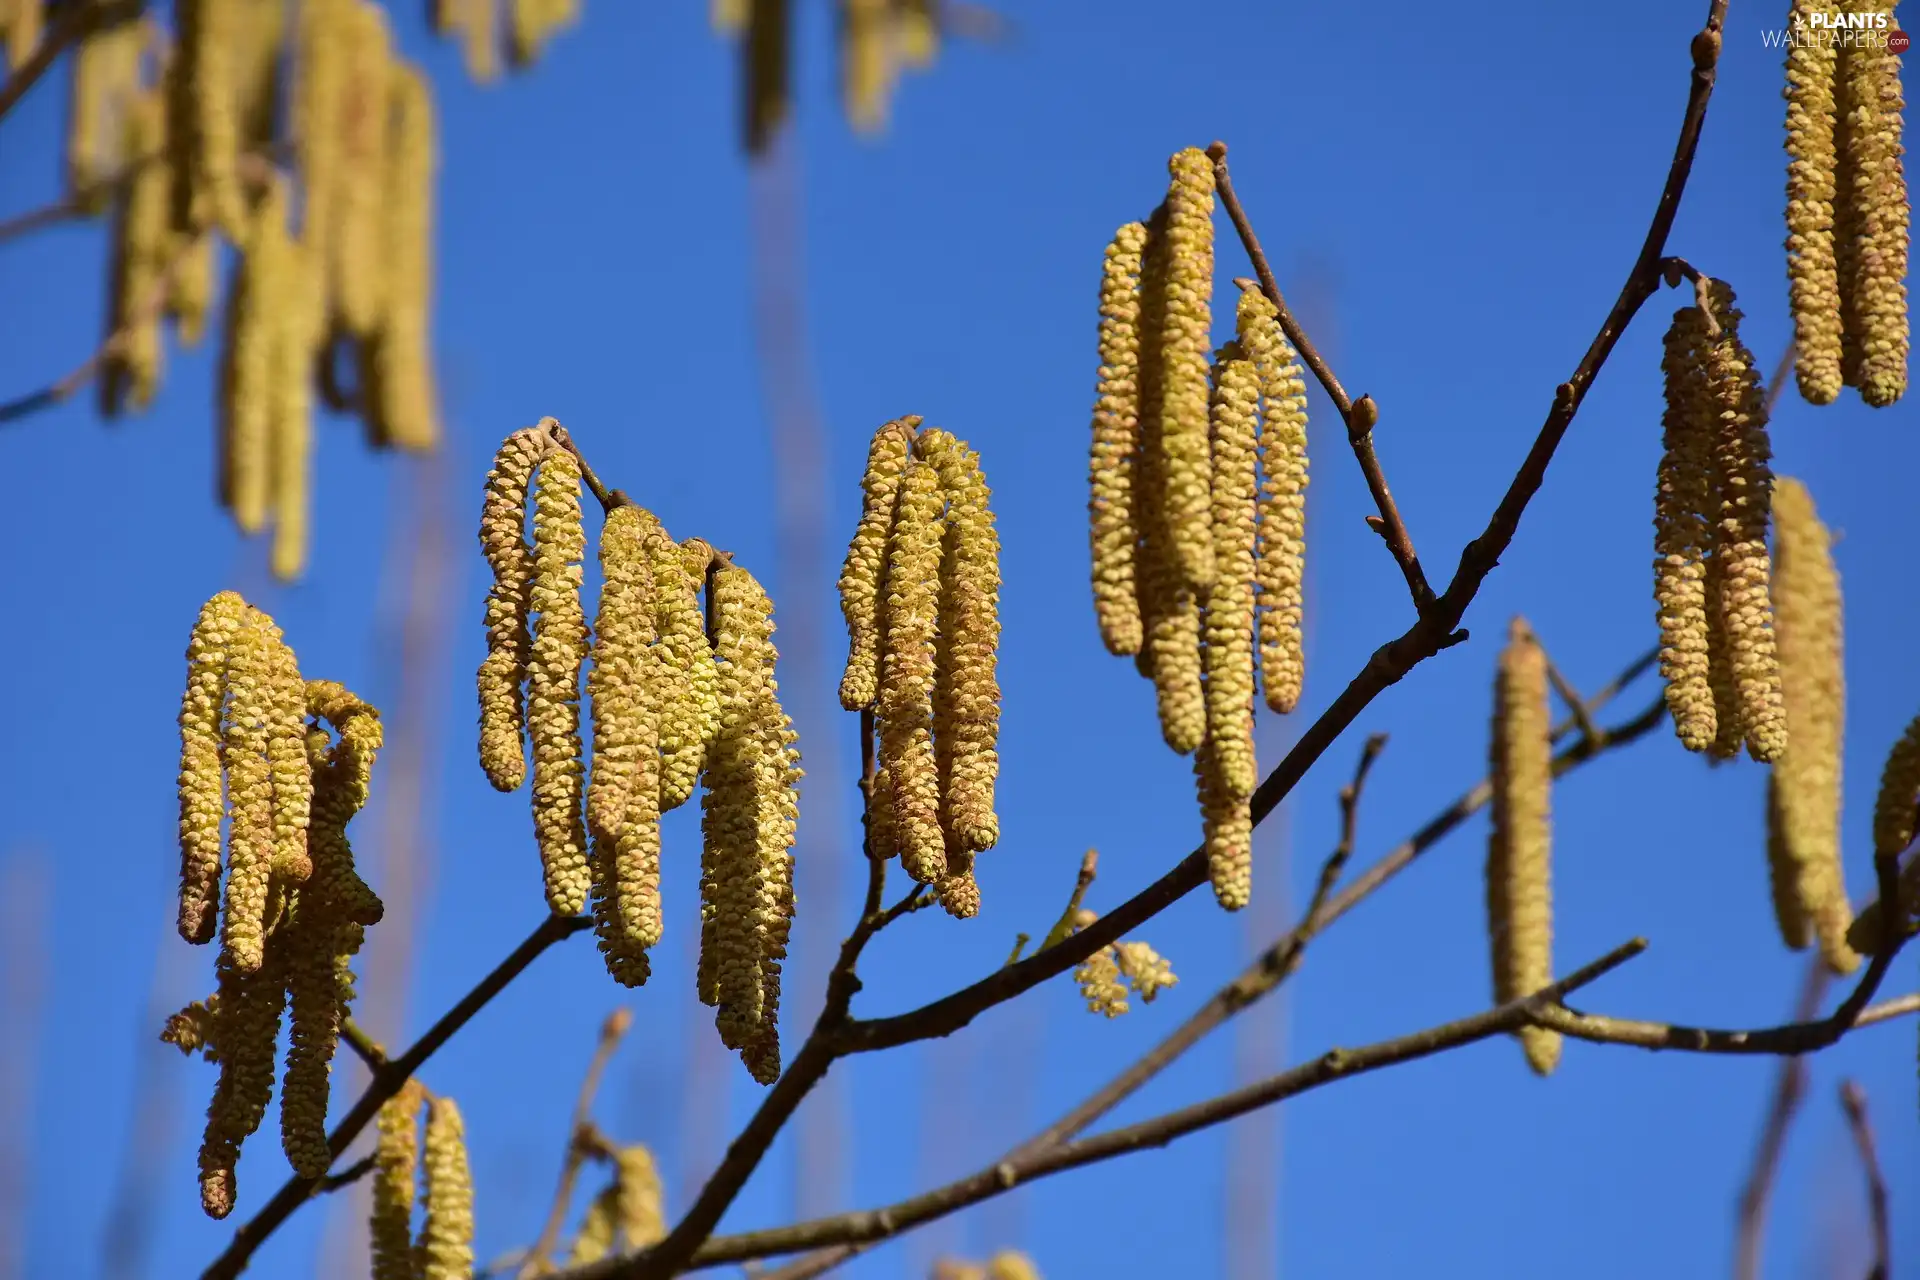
top-left (838, 416), bottom-right (1003, 919)
top-left (558, 1143), bottom-right (669, 1267)
top-left (429, 0), bottom-right (581, 84)
top-left (478, 420), bottom-right (800, 1083)
top-left (163, 591), bottom-right (387, 1218)
top-left (371, 1082), bottom-right (477, 1280)
top-left (711, 0), bottom-right (941, 152)
top-left (931, 1251), bottom-right (1044, 1280)
top-left (66, 0), bottom-right (442, 580)
top-left (1089, 147), bottom-right (1312, 913)
top-left (1069, 908), bottom-right (1178, 1018)
top-left (1782, 0), bottom-right (1908, 407)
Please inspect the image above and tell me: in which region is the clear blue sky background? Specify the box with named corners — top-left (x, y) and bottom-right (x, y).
top-left (1, 2), bottom-right (1915, 1278)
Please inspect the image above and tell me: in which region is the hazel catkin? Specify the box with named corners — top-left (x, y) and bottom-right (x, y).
top-left (66, 17), bottom-right (149, 213)
top-left (179, 592), bottom-right (249, 945)
top-left (418, 1096), bottom-right (476, 1280)
top-left (169, 0), bottom-right (247, 237)
top-left (840, 417), bottom-right (919, 709)
top-left (330, 0), bottom-right (394, 340)
top-left (367, 56), bottom-right (443, 453)
top-left (528, 445), bottom-right (593, 916)
top-left (652, 518), bottom-right (720, 814)
top-left (1872, 711), bottom-right (1920, 863)
top-left (1158, 148), bottom-right (1218, 594)
top-left (878, 456), bottom-right (949, 885)
top-left (477, 424), bottom-right (551, 793)
top-left (1237, 286), bottom-right (1310, 716)
top-left (371, 1081), bottom-right (423, 1280)
top-left (1784, 1), bottom-right (1845, 404)
top-left (1487, 618), bottom-right (1560, 1077)
top-left (1837, 10), bottom-right (1909, 407)
top-left (1653, 299), bottom-right (1719, 752)
top-left (100, 86), bottom-right (170, 418)
top-left (1090, 223), bottom-right (1147, 657)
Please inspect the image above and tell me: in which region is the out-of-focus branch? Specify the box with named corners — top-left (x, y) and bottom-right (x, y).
top-left (1837, 1080), bottom-right (1890, 1280)
top-left (1731, 958), bottom-right (1829, 1280)
top-left (520, 1010), bottom-right (636, 1279)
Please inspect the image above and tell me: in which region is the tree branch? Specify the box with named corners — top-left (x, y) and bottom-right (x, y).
top-left (519, 1008), bottom-right (636, 1279)
top-left (1732, 958), bottom-right (1829, 1280)
top-left (1838, 1080), bottom-right (1890, 1280)
top-left (200, 912), bottom-right (591, 1280)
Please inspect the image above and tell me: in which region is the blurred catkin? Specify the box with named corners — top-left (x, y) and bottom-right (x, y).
top-left (66, 17), bottom-right (149, 212)
top-left (268, 238), bottom-right (322, 582)
top-left (368, 56), bottom-right (442, 451)
top-left (1767, 476), bottom-right (1857, 973)
top-left (1654, 299), bottom-right (1719, 751)
top-left (1836, 7), bottom-right (1909, 406)
top-left (839, 0), bottom-right (894, 133)
top-left (528, 446), bottom-right (593, 916)
top-left (840, 417), bottom-right (919, 708)
top-left (101, 85), bottom-right (170, 417)
top-left (478, 425), bottom-right (551, 793)
top-left (330, 0), bottom-right (394, 340)
top-left (1237, 286), bottom-right (1310, 715)
top-left (2, 0), bottom-right (41, 71)
top-left (1784, 0), bottom-right (1844, 403)
top-left (419, 1096), bottom-right (476, 1280)
top-left (1487, 619), bottom-right (1560, 1077)
top-left (1158, 148), bottom-right (1218, 593)
top-left (1090, 222), bottom-right (1147, 657)
top-left (170, 0), bottom-right (247, 236)
top-left (371, 1082), bottom-right (423, 1280)
top-left (219, 175), bottom-right (289, 535)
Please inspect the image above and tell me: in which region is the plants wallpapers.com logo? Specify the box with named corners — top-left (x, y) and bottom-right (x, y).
top-left (1762, 9), bottom-right (1912, 50)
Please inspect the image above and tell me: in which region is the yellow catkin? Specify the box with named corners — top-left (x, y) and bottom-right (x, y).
top-left (1075, 943), bottom-right (1129, 1017)
top-left (196, 950), bottom-right (289, 1218)
top-left (1113, 939), bottom-right (1177, 1003)
top-left (371, 1081), bottom-right (422, 1280)
top-left (3, 0), bottom-right (41, 71)
top-left (1238, 287), bottom-right (1310, 715)
top-left (330, 0), bottom-right (392, 339)
top-left (839, 417), bottom-right (919, 709)
top-left (220, 610), bottom-right (278, 976)
top-left (985, 1253), bottom-right (1043, 1280)
top-left (1769, 476), bottom-right (1858, 973)
top-left (878, 458), bottom-right (949, 885)
top-left (219, 177), bottom-right (289, 535)
top-left (713, 0), bottom-right (749, 31)
top-left (741, 0), bottom-right (790, 154)
top-left (233, 0), bottom-right (286, 151)
top-left (1785, 1), bottom-right (1845, 404)
top-left (528, 447), bottom-right (593, 916)
top-left (170, 0), bottom-right (246, 236)
top-left (568, 1190), bottom-right (620, 1265)
top-left (1133, 212), bottom-right (1207, 754)
top-left (67, 19), bottom-right (149, 213)
top-left (1488, 618), bottom-right (1560, 1077)
top-left (897, 0), bottom-right (937, 66)
top-left (1704, 281), bottom-right (1788, 764)
top-left (1654, 301), bottom-right (1719, 752)
top-left (1845, 855), bottom-right (1920, 955)
top-left (1764, 775), bottom-right (1812, 950)
top-left (1872, 712), bottom-right (1920, 861)
top-left (303, 679), bottom-right (388, 929)
top-left (292, 0), bottom-right (345, 309)
top-left (841, 0), bottom-right (894, 133)
top-left (367, 58), bottom-right (441, 452)
top-left (699, 565), bottom-right (800, 1084)
top-left (1196, 731), bottom-right (1252, 912)
top-left (508, 0), bottom-right (578, 67)
top-left (1837, 9), bottom-right (1909, 406)
top-left (478, 425), bottom-right (550, 791)
top-left (269, 239), bottom-right (321, 582)
top-left (419, 1096), bottom-right (476, 1280)
top-left (168, 224), bottom-right (217, 350)
top-left (100, 86), bottom-right (169, 418)
top-left (919, 429), bottom-right (1002, 861)
top-left (179, 592), bottom-right (249, 945)
top-left (1703, 554), bottom-right (1747, 763)
top-left (651, 518), bottom-right (719, 814)
top-left (1158, 147), bottom-right (1218, 594)
top-left (613, 1144), bottom-right (667, 1249)
top-left (1090, 223), bottom-right (1147, 657)
top-left (263, 621), bottom-right (315, 887)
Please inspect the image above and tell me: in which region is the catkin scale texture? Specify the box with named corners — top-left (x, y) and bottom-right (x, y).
top-left (878, 458), bottom-right (949, 884)
top-left (419, 1097), bottom-right (476, 1280)
top-left (178, 593), bottom-right (248, 944)
top-left (528, 449), bottom-right (593, 916)
top-left (1090, 223), bottom-right (1147, 657)
top-left (370, 1083), bottom-right (422, 1280)
top-left (1837, 10), bottom-right (1909, 407)
top-left (197, 951), bottom-right (289, 1218)
top-left (1237, 287), bottom-right (1310, 715)
top-left (1785, 2), bottom-right (1845, 404)
top-left (651, 518), bottom-right (720, 814)
top-left (1872, 712), bottom-right (1920, 860)
top-left (1487, 620), bottom-right (1560, 1077)
top-left (1158, 148), bottom-right (1218, 594)
top-left (477, 426), bottom-right (549, 792)
top-left (1654, 303), bottom-right (1719, 751)
top-left (839, 418), bottom-right (918, 709)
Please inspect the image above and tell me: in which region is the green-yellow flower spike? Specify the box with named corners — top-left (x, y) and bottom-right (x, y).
top-left (1784, 0), bottom-right (1844, 404)
top-left (1237, 286), bottom-right (1311, 714)
top-left (1872, 711), bottom-right (1920, 861)
top-left (179, 592), bottom-right (247, 945)
top-left (1654, 300), bottom-right (1719, 752)
top-left (1204, 345), bottom-right (1260, 799)
top-left (197, 951), bottom-right (289, 1218)
top-left (219, 611), bottom-right (280, 976)
top-left (528, 445), bottom-right (593, 916)
top-left (218, 175), bottom-right (288, 538)
top-left (1768, 476), bottom-right (1857, 974)
top-left (649, 516), bottom-right (717, 814)
top-left (329, 0), bottom-right (393, 340)
top-left (613, 1143), bottom-right (668, 1249)
top-left (477, 425), bottom-right (550, 793)
top-left (1158, 147), bottom-right (1218, 593)
top-left (268, 240), bottom-right (321, 583)
top-left (419, 1096), bottom-right (476, 1280)
top-left (169, 0), bottom-right (247, 237)
top-left (1196, 731), bottom-right (1252, 911)
top-left (100, 86), bottom-right (168, 417)
top-left (878, 457), bottom-right (950, 885)
top-left (1487, 618), bottom-right (1560, 1078)
top-left (1837, 15), bottom-right (1909, 407)
top-left (1764, 775), bottom-right (1812, 952)
top-left (1090, 223), bottom-right (1147, 658)
top-left (840, 417), bottom-right (920, 708)
top-left (370, 1081), bottom-right (422, 1280)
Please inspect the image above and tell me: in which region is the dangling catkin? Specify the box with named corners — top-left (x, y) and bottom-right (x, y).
top-left (419, 1096), bottom-right (476, 1280)
top-left (370, 1081), bottom-right (422, 1280)
top-left (66, 18), bottom-right (149, 213)
top-left (1837, 7), bottom-right (1909, 407)
top-left (1764, 775), bottom-right (1812, 950)
top-left (269, 240), bottom-right (321, 582)
top-left (1872, 712), bottom-right (1920, 862)
top-left (477, 425), bottom-right (550, 792)
top-left (1236, 285), bottom-right (1310, 715)
top-left (652, 519), bottom-right (720, 813)
top-left (1159, 148), bottom-right (1218, 594)
top-left (840, 417), bottom-right (919, 709)
top-left (233, 0), bottom-right (286, 151)
top-left (1654, 300), bottom-right (1719, 752)
top-left (219, 176), bottom-right (289, 534)
top-left (1200, 344), bottom-right (1260, 910)
top-left (1487, 618), bottom-right (1560, 1077)
top-left (220, 610), bottom-right (280, 976)
top-left (528, 446), bottom-right (593, 916)
top-left (1703, 281), bottom-right (1788, 764)
top-left (878, 457), bottom-right (949, 885)
top-left (196, 952), bottom-right (289, 1217)
top-left (1090, 222), bottom-right (1147, 657)
top-left (179, 592), bottom-right (249, 945)
top-left (840, 0), bottom-right (894, 134)
top-left (1768, 476), bottom-right (1858, 973)
top-left (100, 86), bottom-right (170, 418)
top-left (1784, 0), bottom-right (1844, 404)
top-left (169, 0), bottom-right (246, 236)
top-left (293, 0), bottom-right (346, 301)
top-left (2, 0), bottom-right (41, 71)
top-left (368, 58), bottom-right (441, 451)
top-left (330, 0), bottom-right (393, 339)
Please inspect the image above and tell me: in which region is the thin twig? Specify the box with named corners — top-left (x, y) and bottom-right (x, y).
top-left (340, 1019), bottom-right (388, 1070)
top-left (1763, 341), bottom-right (1796, 416)
top-left (1209, 143), bottom-right (1434, 612)
top-left (1299, 733), bottom-right (1388, 938)
top-left (1537, 642), bottom-right (1600, 748)
top-left (520, 1008), bottom-right (637, 1279)
top-left (1732, 958), bottom-right (1829, 1280)
top-left (315, 1154), bottom-right (377, 1196)
top-left (546, 423), bottom-right (620, 514)
top-left (1837, 1081), bottom-right (1890, 1280)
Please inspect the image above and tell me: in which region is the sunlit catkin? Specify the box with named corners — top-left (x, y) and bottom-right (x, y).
top-left (1196, 732), bottom-right (1253, 912)
top-left (1090, 222), bottom-right (1147, 657)
top-left (1872, 712), bottom-right (1920, 861)
top-left (368, 58), bottom-right (441, 452)
top-left (1237, 286), bottom-right (1310, 715)
top-left (67, 19), bottom-right (148, 213)
top-left (1204, 346), bottom-right (1259, 801)
top-left (179, 592), bottom-right (249, 945)
top-left (477, 425), bottom-right (550, 792)
top-left (292, 0), bottom-right (345, 293)
top-left (919, 428), bottom-right (1002, 862)
top-left (1837, 10), bottom-right (1909, 407)
top-left (220, 611), bottom-right (279, 976)
top-left (1487, 618), bottom-right (1559, 1077)
top-left (840, 417), bottom-right (919, 709)
top-left (1768, 476), bottom-right (1857, 973)
top-left (1654, 300), bottom-right (1719, 751)
top-left (220, 175), bottom-right (291, 536)
top-left (330, 0), bottom-right (393, 339)
top-left (100, 87), bottom-right (169, 418)
top-left (653, 519), bottom-right (720, 814)
top-left (878, 458), bottom-right (949, 884)
top-left (419, 1096), bottom-right (476, 1280)
top-left (1784, 2), bottom-right (1844, 404)
top-left (840, 0), bottom-right (894, 133)
top-left (2, 0), bottom-right (41, 71)
top-left (528, 447), bottom-right (593, 916)
top-left (371, 1082), bottom-right (422, 1280)
top-left (269, 241), bottom-right (321, 582)
top-left (1765, 776), bottom-right (1812, 951)
top-left (170, 0), bottom-right (246, 236)
top-left (197, 953), bottom-right (289, 1218)
top-left (1703, 281), bottom-right (1787, 764)
top-left (1159, 148), bottom-right (1218, 593)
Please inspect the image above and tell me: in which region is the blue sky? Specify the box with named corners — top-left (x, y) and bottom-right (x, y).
top-left (0, 2), bottom-right (1914, 1278)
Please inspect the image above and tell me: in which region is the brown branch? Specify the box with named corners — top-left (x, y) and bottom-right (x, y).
top-left (1838, 1080), bottom-right (1890, 1280)
top-left (680, 942), bottom-right (1650, 1271)
top-left (519, 1008), bottom-right (636, 1279)
top-left (339, 1019), bottom-right (388, 1070)
top-left (1732, 959), bottom-right (1830, 1280)
top-left (1209, 145), bottom-right (1433, 611)
top-left (545, 423), bottom-right (621, 514)
top-left (200, 912), bottom-right (591, 1280)
top-left (1300, 733), bottom-right (1388, 939)
top-left (1537, 642), bottom-right (1600, 748)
